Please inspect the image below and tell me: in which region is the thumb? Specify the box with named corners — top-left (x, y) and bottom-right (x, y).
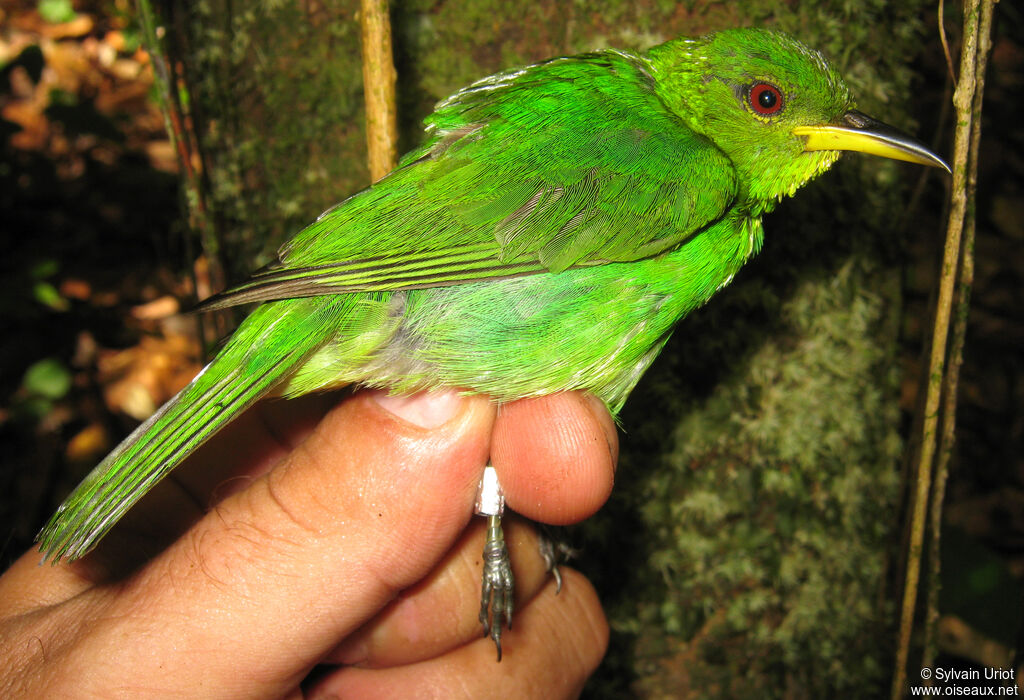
top-left (115, 390), bottom-right (495, 696)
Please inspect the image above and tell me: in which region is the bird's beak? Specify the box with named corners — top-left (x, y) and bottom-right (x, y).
top-left (793, 110), bottom-right (950, 173)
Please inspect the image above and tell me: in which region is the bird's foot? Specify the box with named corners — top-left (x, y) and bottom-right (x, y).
top-left (537, 534), bottom-right (578, 595)
top-left (475, 467), bottom-right (575, 660)
top-left (479, 513), bottom-right (514, 660)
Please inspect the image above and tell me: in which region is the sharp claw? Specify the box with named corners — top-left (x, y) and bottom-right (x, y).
top-left (538, 534), bottom-right (566, 594)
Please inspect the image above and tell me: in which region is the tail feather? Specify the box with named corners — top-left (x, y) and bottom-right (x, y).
top-left (37, 341), bottom-right (312, 562)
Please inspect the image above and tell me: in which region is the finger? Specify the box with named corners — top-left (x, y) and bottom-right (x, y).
top-left (326, 516), bottom-right (552, 667)
top-left (491, 391), bottom-right (617, 524)
top-left (307, 568), bottom-right (608, 699)
top-left (34, 391), bottom-right (349, 586)
top-left (0, 549), bottom-right (86, 615)
top-left (97, 389), bottom-right (497, 696)
top-left (172, 389), bottom-right (346, 502)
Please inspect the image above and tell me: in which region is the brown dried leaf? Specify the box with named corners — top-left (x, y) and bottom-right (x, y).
top-left (99, 335), bottom-right (201, 420)
top-left (131, 295), bottom-right (180, 320)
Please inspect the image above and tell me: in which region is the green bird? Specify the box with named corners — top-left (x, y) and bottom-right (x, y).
top-left (37, 28), bottom-right (947, 657)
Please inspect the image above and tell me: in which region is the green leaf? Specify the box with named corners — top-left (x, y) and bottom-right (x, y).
top-left (22, 358), bottom-right (72, 400)
top-left (37, 0), bottom-right (76, 24)
top-left (33, 281), bottom-right (70, 311)
top-left (120, 26), bottom-right (143, 53)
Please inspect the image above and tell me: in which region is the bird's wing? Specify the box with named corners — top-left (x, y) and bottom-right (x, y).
top-left (198, 50), bottom-right (737, 311)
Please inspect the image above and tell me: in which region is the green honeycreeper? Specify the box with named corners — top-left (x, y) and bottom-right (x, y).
top-left (37, 28), bottom-right (948, 658)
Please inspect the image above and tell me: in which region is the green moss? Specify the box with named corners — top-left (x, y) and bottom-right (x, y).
top-left (187, 0), bottom-right (368, 277)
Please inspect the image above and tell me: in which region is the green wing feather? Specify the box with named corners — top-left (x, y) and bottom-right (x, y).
top-left (198, 50), bottom-right (736, 311)
top-left (37, 300), bottom-right (337, 561)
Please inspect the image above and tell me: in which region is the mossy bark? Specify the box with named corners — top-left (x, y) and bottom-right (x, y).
top-left (179, 1), bottom-right (937, 696)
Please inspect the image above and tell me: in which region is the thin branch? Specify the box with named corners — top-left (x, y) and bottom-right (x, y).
top-left (359, 0), bottom-right (399, 181)
top-left (135, 0), bottom-right (224, 352)
top-left (938, 0), bottom-right (958, 84)
top-left (891, 0), bottom-right (992, 696)
top-left (922, 0), bottom-right (994, 674)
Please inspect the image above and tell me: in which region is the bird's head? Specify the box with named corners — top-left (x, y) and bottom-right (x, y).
top-left (647, 28), bottom-right (948, 212)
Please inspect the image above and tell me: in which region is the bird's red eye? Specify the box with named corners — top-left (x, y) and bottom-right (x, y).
top-left (749, 83), bottom-right (784, 115)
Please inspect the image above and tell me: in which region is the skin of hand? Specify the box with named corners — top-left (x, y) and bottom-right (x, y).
top-left (0, 389), bottom-right (614, 699)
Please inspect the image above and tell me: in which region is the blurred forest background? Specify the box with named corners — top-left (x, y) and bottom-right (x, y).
top-left (1, 0), bottom-right (1021, 697)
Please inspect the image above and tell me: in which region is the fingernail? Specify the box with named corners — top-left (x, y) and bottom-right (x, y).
top-left (371, 389), bottom-right (463, 429)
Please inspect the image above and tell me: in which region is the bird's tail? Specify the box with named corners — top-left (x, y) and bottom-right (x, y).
top-left (37, 304), bottom-right (322, 563)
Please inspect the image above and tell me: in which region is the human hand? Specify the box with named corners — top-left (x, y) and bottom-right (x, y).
top-left (0, 389), bottom-right (615, 698)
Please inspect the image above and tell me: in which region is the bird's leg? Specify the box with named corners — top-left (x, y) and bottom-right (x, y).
top-left (475, 464), bottom-right (514, 661)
